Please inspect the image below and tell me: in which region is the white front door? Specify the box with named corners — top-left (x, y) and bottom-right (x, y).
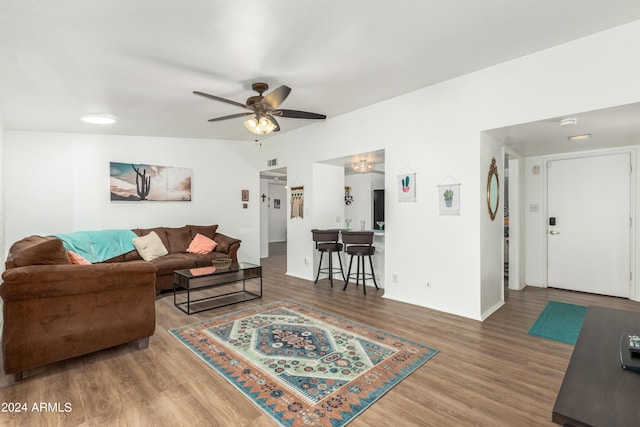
top-left (547, 153), bottom-right (631, 297)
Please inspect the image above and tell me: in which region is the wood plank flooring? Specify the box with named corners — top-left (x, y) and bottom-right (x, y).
top-left (2, 242), bottom-right (640, 426)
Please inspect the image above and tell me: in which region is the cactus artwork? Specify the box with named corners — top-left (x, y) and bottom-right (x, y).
top-left (110, 162), bottom-right (192, 202)
top-left (444, 189), bottom-right (454, 200)
top-left (439, 183), bottom-right (460, 215)
top-left (401, 175), bottom-right (410, 193)
top-left (444, 188), bottom-right (454, 207)
top-left (132, 165), bottom-right (151, 200)
top-left (398, 172), bottom-right (416, 202)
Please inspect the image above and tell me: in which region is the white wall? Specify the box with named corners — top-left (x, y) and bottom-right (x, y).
top-left (267, 184), bottom-right (287, 242)
top-left (345, 172), bottom-right (385, 230)
top-left (345, 173), bottom-right (372, 230)
top-left (308, 163), bottom-right (345, 277)
top-left (524, 156), bottom-right (547, 286)
top-left (507, 155), bottom-right (525, 291)
top-left (260, 178), bottom-right (269, 257)
top-left (0, 119), bottom-right (5, 388)
top-left (0, 120), bottom-right (4, 267)
top-left (3, 131), bottom-right (262, 264)
top-left (312, 163), bottom-right (345, 230)
top-left (480, 133), bottom-right (505, 318)
top-left (257, 19), bottom-right (640, 320)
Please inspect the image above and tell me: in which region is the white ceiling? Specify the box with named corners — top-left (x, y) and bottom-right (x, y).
top-left (2, 1), bottom-right (640, 145)
top-left (487, 102), bottom-right (640, 156)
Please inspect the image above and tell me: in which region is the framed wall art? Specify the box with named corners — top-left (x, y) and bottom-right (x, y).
top-left (438, 183), bottom-right (461, 215)
top-left (290, 186), bottom-right (304, 218)
top-left (110, 162), bottom-right (192, 201)
top-left (397, 172), bottom-right (416, 202)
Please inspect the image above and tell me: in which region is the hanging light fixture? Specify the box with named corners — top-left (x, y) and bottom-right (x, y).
top-left (243, 115), bottom-right (277, 135)
top-left (352, 159), bottom-right (375, 173)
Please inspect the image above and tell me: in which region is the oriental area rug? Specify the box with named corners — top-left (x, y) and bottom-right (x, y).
top-left (528, 301), bottom-right (587, 345)
top-left (170, 301), bottom-right (438, 426)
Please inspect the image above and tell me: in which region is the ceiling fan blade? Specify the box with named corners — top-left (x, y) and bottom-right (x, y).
top-left (208, 112), bottom-right (253, 122)
top-left (272, 109), bottom-right (326, 120)
top-left (263, 85), bottom-right (291, 109)
top-left (193, 91), bottom-right (251, 110)
top-left (267, 115), bottom-right (281, 132)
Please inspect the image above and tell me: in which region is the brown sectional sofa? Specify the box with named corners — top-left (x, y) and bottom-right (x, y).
top-left (0, 224), bottom-right (241, 381)
top-left (128, 224), bottom-right (241, 292)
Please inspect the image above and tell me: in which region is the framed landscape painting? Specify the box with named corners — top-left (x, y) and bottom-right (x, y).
top-left (110, 162), bottom-right (192, 201)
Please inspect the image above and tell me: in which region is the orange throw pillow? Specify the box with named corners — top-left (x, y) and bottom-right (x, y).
top-left (187, 233), bottom-right (217, 254)
top-left (68, 250), bottom-right (91, 265)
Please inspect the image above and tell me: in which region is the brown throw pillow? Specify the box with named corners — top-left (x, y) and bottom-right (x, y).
top-left (165, 226), bottom-right (192, 253)
top-left (187, 225), bottom-right (218, 240)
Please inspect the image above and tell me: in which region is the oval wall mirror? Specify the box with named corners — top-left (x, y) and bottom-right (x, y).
top-left (487, 157), bottom-right (499, 221)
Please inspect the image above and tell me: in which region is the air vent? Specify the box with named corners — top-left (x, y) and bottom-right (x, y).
top-left (267, 158), bottom-right (278, 167)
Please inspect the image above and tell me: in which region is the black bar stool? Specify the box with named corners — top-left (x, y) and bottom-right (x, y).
top-left (342, 231), bottom-right (378, 294)
top-left (311, 229), bottom-right (345, 287)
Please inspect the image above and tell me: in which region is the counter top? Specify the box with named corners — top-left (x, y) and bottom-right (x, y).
top-left (329, 229), bottom-right (385, 236)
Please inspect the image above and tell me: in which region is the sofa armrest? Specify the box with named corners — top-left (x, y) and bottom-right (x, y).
top-left (0, 261), bottom-right (157, 301)
top-left (213, 233), bottom-right (241, 262)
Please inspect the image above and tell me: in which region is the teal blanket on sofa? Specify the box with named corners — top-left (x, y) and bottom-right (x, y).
top-left (53, 229), bottom-right (137, 263)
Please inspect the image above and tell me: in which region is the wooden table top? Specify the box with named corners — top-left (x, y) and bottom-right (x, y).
top-left (552, 305), bottom-right (640, 426)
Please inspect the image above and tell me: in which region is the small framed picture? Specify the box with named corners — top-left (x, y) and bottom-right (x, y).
top-left (274, 199), bottom-right (281, 209)
top-left (241, 190), bottom-right (249, 201)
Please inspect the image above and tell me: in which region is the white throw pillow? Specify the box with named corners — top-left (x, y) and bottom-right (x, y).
top-left (132, 231), bottom-right (168, 261)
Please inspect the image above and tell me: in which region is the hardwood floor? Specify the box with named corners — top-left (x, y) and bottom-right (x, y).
top-left (2, 242), bottom-right (640, 426)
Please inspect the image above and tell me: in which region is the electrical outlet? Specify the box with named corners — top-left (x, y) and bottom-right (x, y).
top-left (392, 274), bottom-right (398, 283)
top-left (426, 282), bottom-right (431, 288)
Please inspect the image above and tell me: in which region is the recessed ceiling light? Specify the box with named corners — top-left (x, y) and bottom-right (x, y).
top-left (81, 114), bottom-right (118, 125)
top-left (560, 118), bottom-right (578, 126)
top-left (568, 133), bottom-right (592, 141)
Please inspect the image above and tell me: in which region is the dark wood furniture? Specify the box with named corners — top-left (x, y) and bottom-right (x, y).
top-left (552, 305), bottom-right (640, 426)
top-left (173, 262), bottom-right (262, 314)
top-left (342, 231), bottom-right (378, 294)
top-left (311, 229), bottom-right (345, 287)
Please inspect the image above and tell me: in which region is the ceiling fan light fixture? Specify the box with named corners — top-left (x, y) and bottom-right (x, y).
top-left (352, 159), bottom-right (375, 173)
top-left (81, 114), bottom-right (118, 125)
top-left (243, 116), bottom-right (277, 135)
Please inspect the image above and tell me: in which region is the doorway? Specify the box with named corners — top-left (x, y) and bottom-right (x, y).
top-left (546, 152), bottom-right (632, 297)
top-left (260, 167), bottom-right (287, 259)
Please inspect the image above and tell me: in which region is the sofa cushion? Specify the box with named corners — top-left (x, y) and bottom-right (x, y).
top-left (151, 253), bottom-right (198, 275)
top-left (123, 249), bottom-right (143, 262)
top-left (187, 233), bottom-right (217, 254)
top-left (6, 236), bottom-right (71, 268)
top-left (165, 226), bottom-right (192, 253)
top-left (133, 231), bottom-right (168, 261)
top-left (187, 224), bottom-right (218, 240)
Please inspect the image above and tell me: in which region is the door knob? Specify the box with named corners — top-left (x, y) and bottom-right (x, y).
top-left (549, 230), bottom-right (560, 235)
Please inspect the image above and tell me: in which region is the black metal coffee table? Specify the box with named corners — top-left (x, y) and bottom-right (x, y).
top-left (173, 262), bottom-right (262, 314)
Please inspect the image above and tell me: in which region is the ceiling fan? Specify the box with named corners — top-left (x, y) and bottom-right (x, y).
top-left (194, 82), bottom-right (326, 135)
